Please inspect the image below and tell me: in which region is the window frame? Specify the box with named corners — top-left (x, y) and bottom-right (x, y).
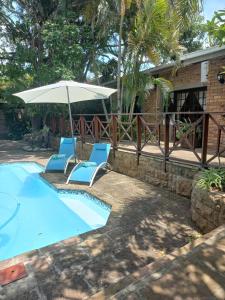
top-left (169, 86), bottom-right (207, 113)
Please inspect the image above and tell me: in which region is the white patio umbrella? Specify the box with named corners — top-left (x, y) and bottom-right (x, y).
top-left (13, 80), bottom-right (116, 137)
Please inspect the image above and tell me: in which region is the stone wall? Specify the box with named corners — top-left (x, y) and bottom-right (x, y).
top-left (191, 177), bottom-right (225, 233)
top-left (76, 141), bottom-right (198, 198)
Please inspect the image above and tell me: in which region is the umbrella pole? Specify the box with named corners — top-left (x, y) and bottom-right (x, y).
top-left (66, 86), bottom-right (76, 164)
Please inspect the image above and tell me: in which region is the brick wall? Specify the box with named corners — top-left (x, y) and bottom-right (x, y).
top-left (166, 63), bottom-right (202, 90)
top-left (143, 56), bottom-right (225, 148)
top-left (207, 58), bottom-right (225, 147)
top-left (142, 89), bottom-right (159, 123)
top-left (207, 58), bottom-right (225, 111)
top-left (143, 63), bottom-right (203, 116)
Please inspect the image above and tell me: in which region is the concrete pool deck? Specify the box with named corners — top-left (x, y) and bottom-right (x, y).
top-left (0, 140), bottom-right (224, 299)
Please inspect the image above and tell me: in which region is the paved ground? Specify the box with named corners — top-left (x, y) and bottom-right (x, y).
top-left (91, 225), bottom-right (225, 300)
top-left (0, 140), bottom-right (203, 299)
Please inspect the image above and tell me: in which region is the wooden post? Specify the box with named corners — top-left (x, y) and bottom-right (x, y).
top-left (173, 125), bottom-right (176, 146)
top-left (164, 114), bottom-right (170, 172)
top-left (201, 113), bottom-right (209, 167)
top-left (112, 115), bottom-right (117, 157)
top-left (137, 115), bottom-right (142, 165)
top-left (158, 124), bottom-right (161, 146)
top-left (60, 117), bottom-right (65, 136)
top-left (94, 116), bottom-right (99, 143)
top-left (217, 128), bottom-right (221, 155)
top-left (217, 127), bottom-right (222, 166)
top-left (51, 117), bottom-right (56, 134)
top-left (80, 116), bottom-right (85, 145)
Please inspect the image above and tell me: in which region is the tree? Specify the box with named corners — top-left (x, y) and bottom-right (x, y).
top-left (82, 0), bottom-right (136, 114)
top-left (0, 0), bottom-right (204, 136)
top-left (179, 15), bottom-right (205, 52)
top-left (207, 9), bottom-right (225, 46)
top-left (83, 0), bottom-right (203, 117)
top-left (0, 0), bottom-right (111, 133)
top-left (122, 0), bottom-right (203, 117)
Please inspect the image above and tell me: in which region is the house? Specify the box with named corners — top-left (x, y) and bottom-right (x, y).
top-left (143, 45), bottom-right (225, 148)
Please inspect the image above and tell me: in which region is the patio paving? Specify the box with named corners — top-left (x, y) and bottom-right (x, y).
top-left (0, 140), bottom-right (208, 299)
top-left (91, 224), bottom-right (225, 300)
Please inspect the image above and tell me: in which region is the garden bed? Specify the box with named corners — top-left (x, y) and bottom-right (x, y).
top-left (191, 171), bottom-right (225, 233)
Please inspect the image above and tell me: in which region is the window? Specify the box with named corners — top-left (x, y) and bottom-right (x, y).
top-left (199, 90), bottom-right (207, 110)
top-left (168, 87), bottom-right (207, 112)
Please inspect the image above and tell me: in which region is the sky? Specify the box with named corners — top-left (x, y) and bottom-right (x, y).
top-left (204, 0), bottom-right (225, 20)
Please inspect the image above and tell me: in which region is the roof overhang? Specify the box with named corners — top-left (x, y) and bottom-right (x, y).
top-left (146, 45), bottom-right (225, 75)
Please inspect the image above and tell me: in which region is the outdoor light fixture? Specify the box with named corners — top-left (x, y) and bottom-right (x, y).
top-left (217, 71), bottom-right (225, 84)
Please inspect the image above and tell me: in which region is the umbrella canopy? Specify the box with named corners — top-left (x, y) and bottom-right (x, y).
top-left (13, 80), bottom-right (116, 104)
top-left (13, 80), bottom-right (116, 138)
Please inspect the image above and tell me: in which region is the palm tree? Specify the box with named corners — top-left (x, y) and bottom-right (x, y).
top-left (81, 0), bottom-right (202, 117)
top-left (207, 9), bottom-right (225, 46)
top-left (117, 0), bottom-right (133, 114)
top-left (123, 0), bottom-right (203, 118)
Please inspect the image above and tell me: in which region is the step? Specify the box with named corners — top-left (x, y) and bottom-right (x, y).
top-left (90, 225), bottom-right (225, 299)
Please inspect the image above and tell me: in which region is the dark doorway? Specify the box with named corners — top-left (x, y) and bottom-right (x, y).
top-left (168, 87), bottom-right (207, 148)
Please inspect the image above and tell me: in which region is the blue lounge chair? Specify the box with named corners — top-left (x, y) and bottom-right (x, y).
top-left (45, 137), bottom-right (77, 173)
top-left (66, 143), bottom-right (111, 187)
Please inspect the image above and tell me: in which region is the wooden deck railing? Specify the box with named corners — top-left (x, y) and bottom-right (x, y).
top-left (50, 112), bottom-right (225, 169)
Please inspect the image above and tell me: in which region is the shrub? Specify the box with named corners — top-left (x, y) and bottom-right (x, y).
top-left (197, 168), bottom-right (225, 192)
top-left (7, 119), bottom-right (30, 140)
top-left (176, 119), bottom-right (192, 140)
top-left (176, 118), bottom-right (201, 141)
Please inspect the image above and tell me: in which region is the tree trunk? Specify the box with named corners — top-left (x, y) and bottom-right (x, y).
top-left (117, 2), bottom-right (124, 116)
top-left (129, 94), bottom-right (136, 122)
top-left (90, 15), bottom-right (109, 122)
top-left (94, 63), bottom-right (109, 122)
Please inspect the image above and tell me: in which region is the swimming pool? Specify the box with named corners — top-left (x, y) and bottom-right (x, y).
top-left (0, 162), bottom-right (111, 261)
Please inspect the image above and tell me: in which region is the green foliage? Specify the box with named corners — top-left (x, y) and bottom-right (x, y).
top-left (179, 15), bottom-right (205, 52)
top-left (0, 76), bottom-right (32, 139)
top-left (197, 168), bottom-right (225, 192)
top-left (176, 119), bottom-right (192, 140)
top-left (3, 101), bottom-right (31, 140)
top-left (0, 0), bottom-right (204, 137)
top-left (41, 14), bottom-right (89, 82)
top-left (176, 118), bottom-right (202, 141)
top-left (0, 2), bottom-right (106, 137)
top-left (154, 77), bottom-right (173, 110)
top-left (82, 0), bottom-right (202, 116)
top-left (7, 119), bottom-right (30, 140)
top-left (207, 9), bottom-right (225, 46)
top-left (121, 0), bottom-right (202, 116)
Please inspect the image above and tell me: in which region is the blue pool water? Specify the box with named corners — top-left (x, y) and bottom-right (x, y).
top-left (0, 162), bottom-right (111, 261)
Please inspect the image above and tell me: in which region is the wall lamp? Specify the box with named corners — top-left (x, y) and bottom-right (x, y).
top-left (217, 71), bottom-right (225, 84)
